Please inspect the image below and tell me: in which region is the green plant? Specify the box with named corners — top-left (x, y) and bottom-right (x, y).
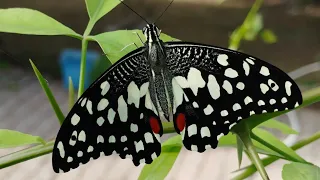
top-left (0, 0), bottom-right (319, 179)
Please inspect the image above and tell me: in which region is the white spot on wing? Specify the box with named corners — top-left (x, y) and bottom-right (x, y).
top-left (192, 102), bottom-right (199, 108)
top-left (109, 135), bottom-right (116, 143)
top-left (270, 99), bottom-right (276, 105)
top-left (97, 135), bottom-right (104, 143)
top-left (67, 156), bottom-right (73, 163)
top-left (258, 100), bottom-right (265, 106)
top-left (233, 103), bottom-right (241, 111)
top-left (268, 79), bottom-right (279, 91)
top-left (246, 58), bottom-right (255, 65)
top-left (224, 68), bottom-right (238, 78)
top-left (236, 82), bottom-right (245, 90)
top-left (71, 114), bottom-right (80, 126)
top-left (200, 126), bottom-right (211, 138)
top-left (281, 97), bottom-right (288, 104)
top-left (57, 141), bottom-right (65, 158)
top-left (86, 100), bottom-right (93, 115)
top-left (97, 117), bottom-right (105, 126)
top-left (107, 108), bottom-right (115, 124)
top-left (127, 81), bottom-right (140, 108)
top-left (174, 76), bottom-right (189, 88)
top-left (100, 81), bottom-right (110, 96)
top-left (135, 140), bottom-right (144, 153)
top-left (260, 66), bottom-right (270, 76)
top-left (121, 135), bottom-right (127, 142)
top-left (187, 68), bottom-right (206, 95)
top-left (187, 124), bottom-right (197, 137)
top-left (140, 82), bottom-right (149, 97)
top-left (222, 80), bottom-right (233, 94)
top-left (244, 96), bottom-right (253, 105)
top-left (97, 98), bottom-right (109, 111)
top-left (118, 95), bottom-right (128, 122)
top-left (203, 104), bottom-right (214, 115)
top-left (207, 75), bottom-right (220, 99)
top-left (144, 132), bottom-right (154, 143)
top-left (130, 123), bottom-right (138, 133)
top-left (260, 83), bottom-right (269, 94)
top-left (285, 81), bottom-right (292, 96)
top-left (243, 61), bottom-right (250, 76)
top-left (217, 54), bottom-right (229, 66)
top-left (191, 145), bottom-right (198, 151)
top-left (172, 78), bottom-right (184, 114)
top-left (69, 131), bottom-right (77, 146)
top-left (220, 110), bottom-right (228, 117)
top-left (217, 133), bottom-right (224, 140)
top-left (87, 146), bottom-right (94, 153)
top-left (81, 98), bottom-right (87, 107)
top-left (78, 130), bottom-right (86, 142)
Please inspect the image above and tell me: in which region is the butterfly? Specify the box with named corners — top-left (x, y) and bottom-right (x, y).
top-left (51, 23), bottom-right (302, 173)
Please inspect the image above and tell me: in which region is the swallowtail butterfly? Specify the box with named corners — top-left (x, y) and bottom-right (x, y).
top-left (52, 23), bottom-right (302, 172)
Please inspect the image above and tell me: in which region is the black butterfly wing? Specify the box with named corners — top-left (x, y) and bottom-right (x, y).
top-left (165, 42), bottom-right (302, 152)
top-left (52, 47), bottom-right (163, 173)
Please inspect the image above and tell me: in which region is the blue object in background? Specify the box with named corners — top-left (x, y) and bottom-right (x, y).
top-left (59, 49), bottom-right (99, 90)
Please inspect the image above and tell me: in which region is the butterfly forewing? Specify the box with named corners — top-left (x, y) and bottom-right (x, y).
top-left (52, 48), bottom-right (163, 173)
top-left (166, 42), bottom-right (302, 152)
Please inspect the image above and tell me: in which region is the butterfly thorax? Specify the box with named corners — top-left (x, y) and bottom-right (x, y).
top-left (143, 24), bottom-right (174, 122)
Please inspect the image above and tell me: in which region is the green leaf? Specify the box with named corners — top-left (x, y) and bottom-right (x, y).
top-left (0, 129), bottom-right (46, 148)
top-left (29, 59), bottom-right (65, 125)
top-left (252, 128), bottom-right (306, 163)
top-left (85, 0), bottom-right (121, 23)
top-left (90, 30), bottom-right (177, 63)
top-left (0, 8), bottom-right (80, 38)
top-left (218, 132), bottom-right (285, 159)
top-left (138, 135), bottom-right (182, 180)
top-left (282, 162), bottom-right (320, 180)
top-left (260, 29), bottom-right (277, 44)
top-left (236, 135), bottom-right (244, 168)
top-left (68, 77), bottom-right (75, 110)
top-left (258, 119), bottom-right (298, 134)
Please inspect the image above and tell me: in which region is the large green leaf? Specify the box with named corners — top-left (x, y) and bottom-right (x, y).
top-left (138, 135), bottom-right (182, 180)
top-left (0, 129), bottom-right (46, 148)
top-left (252, 128), bottom-right (306, 163)
top-left (85, 0), bottom-right (120, 23)
top-left (0, 8), bottom-right (80, 38)
top-left (258, 119), bottom-right (298, 134)
top-left (90, 30), bottom-right (177, 63)
top-left (282, 162), bottom-right (320, 180)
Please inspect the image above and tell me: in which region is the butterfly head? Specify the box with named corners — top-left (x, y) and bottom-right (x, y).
top-left (142, 24), bottom-right (161, 43)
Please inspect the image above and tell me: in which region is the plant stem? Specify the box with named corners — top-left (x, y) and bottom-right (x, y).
top-left (0, 141), bottom-right (54, 169)
top-left (233, 131), bottom-right (320, 179)
top-left (234, 123), bottom-right (270, 180)
top-left (77, 19), bottom-right (96, 98)
top-left (68, 77), bottom-right (75, 110)
top-left (78, 39), bottom-right (89, 98)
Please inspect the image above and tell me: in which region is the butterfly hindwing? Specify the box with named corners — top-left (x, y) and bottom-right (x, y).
top-left (166, 42), bottom-right (302, 152)
top-left (52, 48), bottom-right (163, 173)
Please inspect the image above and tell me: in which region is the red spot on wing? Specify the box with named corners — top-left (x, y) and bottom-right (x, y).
top-left (149, 116), bottom-right (161, 134)
top-left (176, 113), bottom-right (186, 132)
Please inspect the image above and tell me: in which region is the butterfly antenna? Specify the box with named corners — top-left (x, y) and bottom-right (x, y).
top-left (154, 0), bottom-right (174, 24)
top-left (119, 0), bottom-right (149, 24)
